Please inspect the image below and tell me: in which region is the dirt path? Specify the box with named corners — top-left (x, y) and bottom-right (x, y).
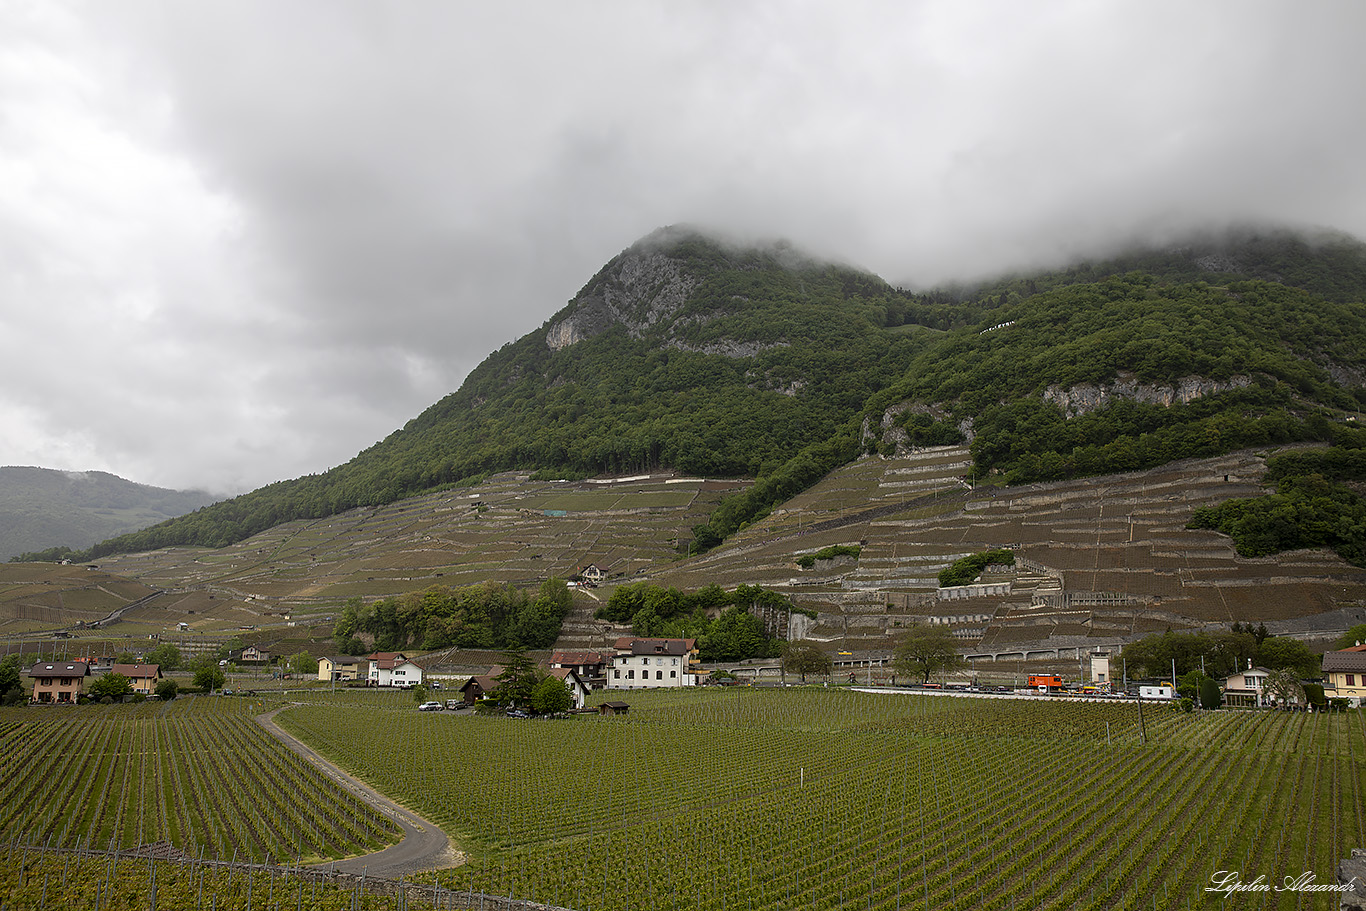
top-left (255, 706), bottom-right (464, 878)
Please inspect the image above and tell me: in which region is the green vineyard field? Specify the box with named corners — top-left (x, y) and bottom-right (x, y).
top-left (0, 688), bottom-right (1361, 910)
top-left (0, 696), bottom-right (400, 864)
top-left (279, 687), bottom-right (1364, 911)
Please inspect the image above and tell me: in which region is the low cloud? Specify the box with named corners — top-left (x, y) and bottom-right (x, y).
top-left (3, 1), bottom-right (1364, 493)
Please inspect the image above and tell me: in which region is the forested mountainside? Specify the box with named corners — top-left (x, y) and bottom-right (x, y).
top-left (0, 467), bottom-right (216, 561)
top-left (65, 224), bottom-right (1366, 562)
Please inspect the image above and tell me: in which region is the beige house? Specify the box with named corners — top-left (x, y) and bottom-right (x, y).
top-left (111, 663), bottom-right (162, 695)
top-left (28, 662), bottom-right (90, 704)
top-left (318, 655), bottom-right (364, 682)
top-left (1222, 666), bottom-right (1272, 707)
top-left (1323, 645), bottom-right (1366, 705)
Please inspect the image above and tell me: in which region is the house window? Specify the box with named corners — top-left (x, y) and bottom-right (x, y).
top-left (656, 670), bottom-right (663, 680)
top-left (1349, 674), bottom-right (1357, 687)
top-left (614, 670), bottom-right (620, 679)
top-left (672, 658), bottom-right (678, 666)
top-left (627, 670), bottom-right (635, 680)
top-left (670, 670), bottom-right (676, 678)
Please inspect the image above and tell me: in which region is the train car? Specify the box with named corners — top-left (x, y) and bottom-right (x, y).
top-left (1027, 674), bottom-right (1064, 691)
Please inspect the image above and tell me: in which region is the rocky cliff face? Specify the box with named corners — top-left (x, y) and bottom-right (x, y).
top-left (546, 248), bottom-right (699, 351)
top-left (1043, 372), bottom-right (1253, 415)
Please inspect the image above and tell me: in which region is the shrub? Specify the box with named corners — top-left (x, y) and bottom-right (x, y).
top-left (938, 548), bottom-right (1015, 587)
top-left (795, 544), bottom-right (862, 569)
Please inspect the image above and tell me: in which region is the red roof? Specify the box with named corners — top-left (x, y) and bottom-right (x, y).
top-left (551, 650), bottom-right (609, 666)
top-left (27, 662), bottom-right (89, 678)
top-left (616, 637), bottom-right (696, 656)
top-left (111, 663), bottom-right (162, 679)
top-left (1323, 649), bottom-right (1366, 672)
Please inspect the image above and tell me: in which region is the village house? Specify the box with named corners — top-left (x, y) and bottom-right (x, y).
top-left (610, 637), bottom-right (703, 689)
top-left (459, 665), bottom-right (589, 709)
top-left (547, 666), bottom-right (589, 709)
top-left (233, 646), bottom-right (271, 665)
top-left (111, 663), bottom-right (162, 695)
top-left (549, 650), bottom-right (611, 689)
top-left (317, 655), bottom-right (364, 682)
top-left (28, 662), bottom-right (90, 704)
top-left (368, 652), bottom-right (424, 688)
top-left (459, 673), bottom-right (499, 705)
top-left (1322, 645), bottom-right (1366, 705)
top-left (1222, 666), bottom-right (1272, 707)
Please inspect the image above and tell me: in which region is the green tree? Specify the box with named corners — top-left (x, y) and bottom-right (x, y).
top-left (89, 672), bottom-right (132, 700)
top-left (1176, 669), bottom-right (1213, 702)
top-left (893, 622), bottom-right (966, 684)
top-left (192, 658), bottom-right (225, 694)
top-left (154, 677), bottom-right (179, 700)
top-left (699, 606), bottom-right (774, 662)
top-left (146, 643), bottom-right (182, 671)
top-left (1334, 623), bottom-right (1366, 650)
top-left (216, 637), bottom-right (245, 662)
top-left (1255, 636), bottom-right (1318, 676)
top-left (488, 650), bottom-right (542, 708)
top-left (1264, 668), bottom-right (1306, 709)
top-left (529, 676), bottom-right (572, 715)
top-left (1198, 676), bottom-right (1223, 710)
top-left (0, 655), bottom-right (24, 704)
top-left (781, 641), bottom-right (832, 682)
top-left (287, 651), bottom-right (319, 677)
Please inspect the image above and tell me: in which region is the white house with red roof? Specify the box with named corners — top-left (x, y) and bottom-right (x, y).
top-left (367, 652), bottom-right (424, 687)
top-left (610, 637), bottom-right (703, 689)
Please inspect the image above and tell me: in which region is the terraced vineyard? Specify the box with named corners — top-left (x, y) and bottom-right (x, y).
top-left (0, 697), bottom-right (400, 863)
top-left (278, 688), bottom-right (1365, 910)
top-left (80, 472), bottom-right (744, 623)
top-left (12, 443), bottom-right (1366, 659)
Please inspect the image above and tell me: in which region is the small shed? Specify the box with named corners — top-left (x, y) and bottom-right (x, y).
top-left (597, 701), bottom-right (630, 716)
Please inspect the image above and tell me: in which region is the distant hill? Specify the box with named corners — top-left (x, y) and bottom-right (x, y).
top-left (0, 467), bottom-right (217, 561)
top-left (70, 223), bottom-right (1366, 561)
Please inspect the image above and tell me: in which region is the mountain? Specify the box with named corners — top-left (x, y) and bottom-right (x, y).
top-left (0, 467), bottom-right (217, 561)
top-left (69, 223), bottom-right (1366, 562)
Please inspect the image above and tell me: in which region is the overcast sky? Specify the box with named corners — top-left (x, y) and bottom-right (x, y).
top-left (4, 1), bottom-right (1365, 496)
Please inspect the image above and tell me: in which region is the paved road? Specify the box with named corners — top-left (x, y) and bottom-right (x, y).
top-left (255, 706), bottom-right (464, 878)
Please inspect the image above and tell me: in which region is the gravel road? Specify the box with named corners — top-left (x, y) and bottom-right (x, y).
top-left (255, 706), bottom-right (464, 878)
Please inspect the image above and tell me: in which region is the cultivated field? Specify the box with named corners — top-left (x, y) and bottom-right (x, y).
top-left (6, 446), bottom-right (1366, 661)
top-left (1, 688), bottom-right (1361, 909)
top-left (0, 696), bottom-right (400, 863)
top-left (277, 687), bottom-right (1362, 911)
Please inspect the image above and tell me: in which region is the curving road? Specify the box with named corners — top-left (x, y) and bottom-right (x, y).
top-left (255, 706), bottom-right (464, 878)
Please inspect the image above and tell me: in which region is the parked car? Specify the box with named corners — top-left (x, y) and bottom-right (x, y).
top-left (445, 699), bottom-right (464, 710)
top-left (506, 708), bottom-right (530, 718)
top-left (418, 701), bottom-right (444, 712)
